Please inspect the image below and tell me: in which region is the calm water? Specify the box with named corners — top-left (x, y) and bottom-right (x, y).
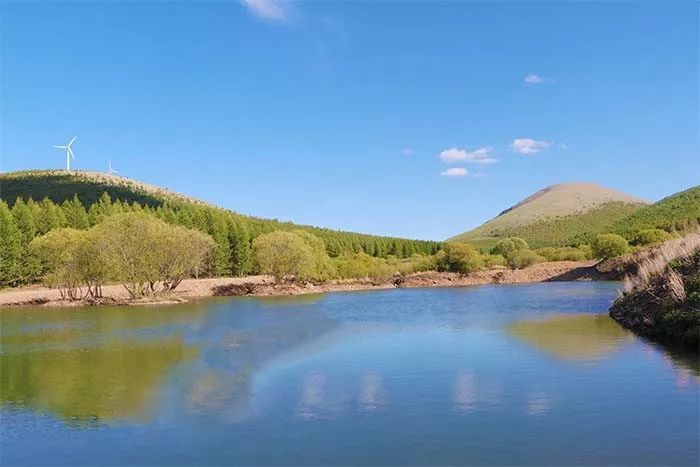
top-left (1, 282), bottom-right (698, 466)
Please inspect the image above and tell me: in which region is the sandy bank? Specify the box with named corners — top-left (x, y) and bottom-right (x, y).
top-left (0, 260), bottom-right (607, 308)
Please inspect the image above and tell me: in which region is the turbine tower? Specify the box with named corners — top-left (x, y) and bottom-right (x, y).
top-left (108, 160), bottom-right (119, 175)
top-left (54, 136), bottom-right (77, 171)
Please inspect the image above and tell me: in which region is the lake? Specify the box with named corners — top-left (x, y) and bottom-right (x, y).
top-left (1, 282), bottom-right (698, 466)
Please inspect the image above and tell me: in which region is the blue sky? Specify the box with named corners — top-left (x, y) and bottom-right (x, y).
top-left (1, 1), bottom-right (698, 240)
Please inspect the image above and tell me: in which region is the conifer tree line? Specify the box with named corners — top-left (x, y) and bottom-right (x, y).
top-left (0, 193), bottom-right (441, 288)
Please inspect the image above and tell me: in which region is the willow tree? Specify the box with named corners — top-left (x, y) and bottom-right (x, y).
top-left (92, 213), bottom-right (214, 297)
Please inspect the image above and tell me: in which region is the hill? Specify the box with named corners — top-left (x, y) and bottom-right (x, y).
top-left (450, 182), bottom-right (647, 249)
top-left (611, 185), bottom-right (700, 237)
top-left (0, 170), bottom-right (441, 261)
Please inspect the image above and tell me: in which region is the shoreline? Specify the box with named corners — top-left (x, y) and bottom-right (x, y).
top-left (0, 260), bottom-right (613, 309)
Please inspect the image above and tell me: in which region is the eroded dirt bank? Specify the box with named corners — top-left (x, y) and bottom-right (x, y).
top-left (0, 260), bottom-right (614, 308)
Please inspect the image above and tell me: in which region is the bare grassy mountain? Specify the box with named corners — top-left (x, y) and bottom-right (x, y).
top-left (450, 182), bottom-right (648, 248)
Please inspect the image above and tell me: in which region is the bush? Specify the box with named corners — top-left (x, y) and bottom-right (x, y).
top-left (577, 244), bottom-right (593, 260)
top-left (483, 254), bottom-right (506, 268)
top-left (535, 246), bottom-right (587, 262)
top-left (632, 229), bottom-right (673, 246)
top-left (334, 252), bottom-right (395, 281)
top-left (491, 239), bottom-right (515, 257)
top-left (436, 243), bottom-right (484, 274)
top-left (592, 233), bottom-right (630, 259)
top-left (507, 250), bottom-right (546, 269)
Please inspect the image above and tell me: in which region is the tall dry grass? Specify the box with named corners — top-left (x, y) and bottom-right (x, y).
top-left (622, 232), bottom-right (700, 296)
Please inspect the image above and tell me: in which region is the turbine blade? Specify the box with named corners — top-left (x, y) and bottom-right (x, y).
top-left (68, 148), bottom-right (75, 159)
top-left (68, 136), bottom-right (77, 146)
top-left (54, 145), bottom-right (66, 148)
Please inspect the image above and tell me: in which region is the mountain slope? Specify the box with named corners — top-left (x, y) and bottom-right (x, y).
top-left (0, 170), bottom-right (441, 258)
top-left (450, 182), bottom-right (648, 248)
top-left (612, 185), bottom-right (700, 236)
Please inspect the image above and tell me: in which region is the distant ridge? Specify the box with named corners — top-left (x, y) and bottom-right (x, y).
top-left (450, 182), bottom-right (648, 248)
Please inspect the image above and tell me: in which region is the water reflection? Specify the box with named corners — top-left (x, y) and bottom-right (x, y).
top-left (0, 304), bottom-right (207, 423)
top-left (507, 313), bottom-right (634, 362)
top-left (1, 338), bottom-right (197, 423)
top-left (358, 371), bottom-right (387, 412)
top-left (452, 371), bottom-right (478, 413)
top-left (527, 392), bottom-right (551, 416)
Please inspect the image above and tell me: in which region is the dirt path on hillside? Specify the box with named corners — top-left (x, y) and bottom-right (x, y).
top-left (0, 261), bottom-right (605, 308)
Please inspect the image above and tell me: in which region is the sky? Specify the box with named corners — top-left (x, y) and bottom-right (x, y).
top-left (1, 1), bottom-right (698, 240)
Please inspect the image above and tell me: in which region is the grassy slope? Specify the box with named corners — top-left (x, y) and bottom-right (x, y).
top-left (611, 185), bottom-right (700, 237)
top-left (0, 170), bottom-right (440, 249)
top-left (450, 182), bottom-right (647, 248)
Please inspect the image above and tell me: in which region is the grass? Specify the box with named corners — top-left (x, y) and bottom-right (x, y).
top-left (612, 185), bottom-right (700, 237)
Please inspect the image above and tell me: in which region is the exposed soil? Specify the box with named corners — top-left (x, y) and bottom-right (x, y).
top-left (0, 260), bottom-right (617, 309)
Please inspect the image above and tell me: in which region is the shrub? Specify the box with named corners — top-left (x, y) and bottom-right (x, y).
top-left (483, 254), bottom-right (506, 268)
top-left (436, 243), bottom-right (484, 274)
top-left (491, 239), bottom-right (516, 258)
top-left (577, 244), bottom-right (593, 260)
top-left (507, 250), bottom-right (546, 269)
top-left (334, 252), bottom-right (394, 281)
top-left (592, 233), bottom-right (630, 259)
top-left (535, 246), bottom-right (587, 262)
top-left (632, 229), bottom-right (673, 246)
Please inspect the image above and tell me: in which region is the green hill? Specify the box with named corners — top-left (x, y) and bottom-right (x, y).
top-left (0, 170), bottom-right (441, 261)
top-left (611, 185), bottom-right (700, 237)
top-left (450, 182), bottom-right (647, 249)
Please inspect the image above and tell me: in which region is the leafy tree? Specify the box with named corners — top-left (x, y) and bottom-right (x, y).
top-left (30, 228), bottom-right (86, 300)
top-left (592, 233), bottom-right (630, 259)
top-left (252, 231), bottom-right (317, 283)
top-left (92, 213), bottom-right (213, 297)
top-left (0, 201), bottom-right (22, 287)
top-left (436, 243), bottom-right (484, 274)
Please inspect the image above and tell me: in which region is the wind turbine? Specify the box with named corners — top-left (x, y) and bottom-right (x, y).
top-left (54, 136), bottom-right (77, 171)
top-left (107, 160), bottom-right (119, 175)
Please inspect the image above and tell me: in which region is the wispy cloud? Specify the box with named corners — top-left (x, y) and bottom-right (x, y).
top-left (441, 167), bottom-right (468, 177)
top-left (511, 138), bottom-right (553, 155)
top-left (439, 146), bottom-right (498, 164)
top-left (401, 147), bottom-right (414, 156)
top-left (524, 74), bottom-right (545, 84)
top-left (240, 0), bottom-right (292, 22)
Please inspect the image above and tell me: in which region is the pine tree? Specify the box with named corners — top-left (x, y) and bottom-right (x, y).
top-left (228, 220), bottom-right (251, 276)
top-left (0, 201), bottom-right (22, 287)
top-left (88, 192), bottom-right (114, 225)
top-left (62, 195), bottom-right (90, 229)
top-left (11, 197), bottom-right (40, 282)
top-left (36, 197), bottom-right (66, 234)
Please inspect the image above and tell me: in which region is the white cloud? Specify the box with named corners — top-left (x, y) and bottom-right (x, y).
top-left (511, 138), bottom-right (553, 154)
top-left (441, 167), bottom-right (468, 177)
top-left (439, 146), bottom-right (498, 164)
top-left (401, 147), bottom-right (414, 156)
top-left (524, 74), bottom-right (545, 84)
top-left (240, 0), bottom-right (291, 21)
